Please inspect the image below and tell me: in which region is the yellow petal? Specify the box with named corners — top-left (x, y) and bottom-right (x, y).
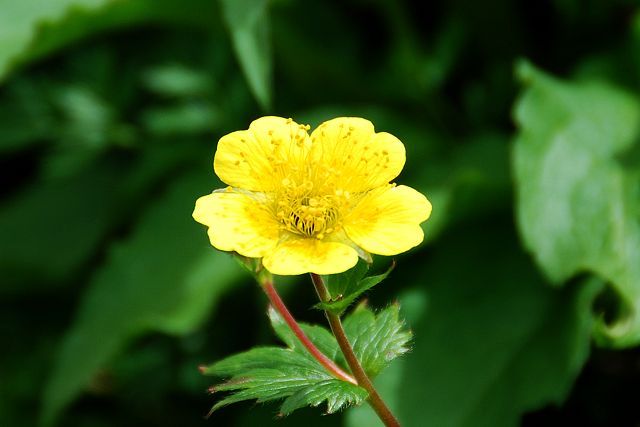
top-left (192, 190), bottom-right (279, 258)
top-left (344, 185), bottom-right (432, 256)
top-left (309, 117), bottom-right (406, 192)
top-left (214, 116), bottom-right (312, 191)
top-left (262, 238), bottom-right (359, 275)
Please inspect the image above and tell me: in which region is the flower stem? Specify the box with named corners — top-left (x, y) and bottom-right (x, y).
top-left (261, 279), bottom-right (357, 385)
top-left (310, 273), bottom-right (401, 427)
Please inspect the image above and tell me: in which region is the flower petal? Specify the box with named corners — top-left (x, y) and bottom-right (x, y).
top-left (309, 117), bottom-right (406, 192)
top-left (214, 116), bottom-right (312, 191)
top-left (192, 190), bottom-right (279, 258)
top-left (262, 238), bottom-right (359, 275)
top-left (344, 185), bottom-right (432, 256)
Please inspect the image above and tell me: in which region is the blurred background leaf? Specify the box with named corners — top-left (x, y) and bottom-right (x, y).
top-left (513, 61), bottom-right (640, 348)
top-left (41, 171), bottom-right (242, 426)
top-left (219, 0), bottom-right (272, 110)
top-left (347, 223), bottom-right (602, 427)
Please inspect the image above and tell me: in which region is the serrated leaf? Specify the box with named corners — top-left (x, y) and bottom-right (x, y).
top-left (204, 299), bottom-right (413, 416)
top-left (513, 61), bottom-right (640, 347)
top-left (219, 0), bottom-right (272, 109)
top-left (280, 380), bottom-right (368, 415)
top-left (272, 302), bottom-right (410, 378)
top-left (342, 304), bottom-right (412, 377)
top-left (204, 309), bottom-right (368, 415)
top-left (204, 345), bottom-right (367, 416)
top-left (268, 306), bottom-right (341, 362)
top-left (205, 347), bottom-right (322, 376)
top-left (318, 260), bottom-right (394, 315)
top-left (40, 170), bottom-right (243, 427)
top-left (322, 258), bottom-right (369, 298)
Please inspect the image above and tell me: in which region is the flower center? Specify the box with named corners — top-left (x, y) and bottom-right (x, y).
top-left (275, 177), bottom-right (347, 239)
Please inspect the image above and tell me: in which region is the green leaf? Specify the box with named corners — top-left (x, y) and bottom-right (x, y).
top-left (322, 258), bottom-right (370, 298)
top-left (142, 103), bottom-right (222, 136)
top-left (142, 63), bottom-right (214, 98)
top-left (204, 300), bottom-right (412, 416)
top-left (40, 170), bottom-right (243, 426)
top-left (219, 0), bottom-right (272, 109)
top-left (342, 303), bottom-right (412, 378)
top-left (203, 315), bottom-right (368, 416)
top-left (0, 0), bottom-right (220, 86)
top-left (0, 0), bottom-right (108, 81)
top-left (273, 301), bottom-right (411, 379)
top-left (210, 359), bottom-right (367, 416)
top-left (280, 379), bottom-right (367, 415)
top-left (513, 61), bottom-right (640, 347)
top-left (318, 260), bottom-right (394, 315)
top-left (0, 145), bottom-right (196, 294)
top-left (268, 306), bottom-right (341, 362)
top-left (347, 224), bottom-right (601, 427)
top-left (0, 78), bottom-right (54, 152)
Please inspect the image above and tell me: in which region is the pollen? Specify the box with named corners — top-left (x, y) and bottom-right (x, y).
top-left (273, 173), bottom-right (346, 239)
top-left (195, 116), bottom-right (432, 275)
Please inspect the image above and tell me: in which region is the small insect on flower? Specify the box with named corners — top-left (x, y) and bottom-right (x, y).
top-left (193, 117), bottom-right (432, 275)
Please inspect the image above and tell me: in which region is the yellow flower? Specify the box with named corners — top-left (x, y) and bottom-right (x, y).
top-left (193, 117), bottom-right (432, 275)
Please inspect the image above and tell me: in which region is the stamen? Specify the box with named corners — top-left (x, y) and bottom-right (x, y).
top-left (273, 167), bottom-right (347, 239)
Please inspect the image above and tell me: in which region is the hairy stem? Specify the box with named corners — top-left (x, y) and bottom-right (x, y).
top-left (310, 273), bottom-right (401, 427)
top-left (261, 280), bottom-right (357, 385)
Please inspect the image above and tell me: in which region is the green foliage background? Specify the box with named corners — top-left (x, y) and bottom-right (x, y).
top-left (1, 0), bottom-right (639, 426)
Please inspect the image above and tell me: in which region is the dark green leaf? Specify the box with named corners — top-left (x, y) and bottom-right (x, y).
top-left (40, 170), bottom-right (243, 426)
top-left (513, 61), bottom-right (640, 347)
top-left (342, 303), bottom-right (411, 378)
top-left (203, 310), bottom-right (368, 416)
top-left (219, 0), bottom-right (272, 109)
top-left (142, 103), bottom-right (222, 136)
top-left (0, 145), bottom-right (196, 293)
top-left (318, 260), bottom-right (394, 315)
top-left (268, 306), bottom-right (341, 362)
top-left (142, 64), bottom-right (214, 98)
top-left (203, 298), bottom-right (412, 416)
top-left (347, 224), bottom-right (601, 427)
top-left (322, 258), bottom-right (369, 298)
top-left (205, 347), bottom-right (321, 376)
top-left (0, 78), bottom-right (53, 152)
top-left (0, 0), bottom-right (111, 81)
top-left (280, 380), bottom-right (368, 415)
top-left (0, 0), bottom-right (219, 85)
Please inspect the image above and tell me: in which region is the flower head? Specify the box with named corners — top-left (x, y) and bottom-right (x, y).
top-left (193, 117), bottom-right (432, 275)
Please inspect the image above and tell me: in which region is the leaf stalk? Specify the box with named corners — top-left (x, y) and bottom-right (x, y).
top-left (261, 279), bottom-right (357, 385)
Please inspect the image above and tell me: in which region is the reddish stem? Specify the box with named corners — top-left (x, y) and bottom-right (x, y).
top-left (310, 273), bottom-right (401, 427)
top-left (262, 280), bottom-right (357, 385)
